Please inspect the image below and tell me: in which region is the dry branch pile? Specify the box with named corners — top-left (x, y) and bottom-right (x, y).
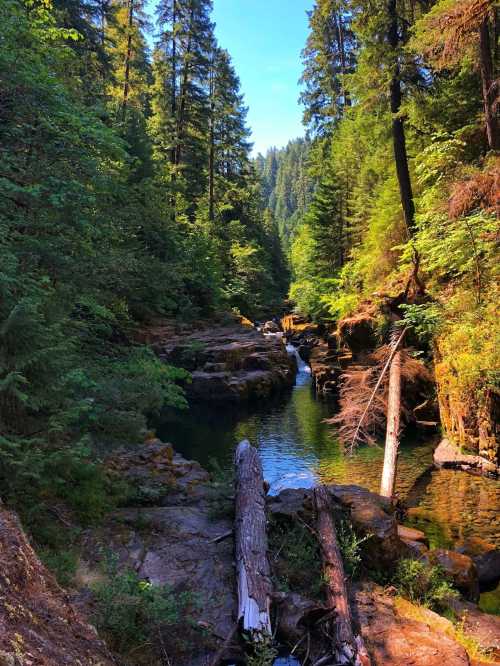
top-left (328, 345), bottom-right (432, 451)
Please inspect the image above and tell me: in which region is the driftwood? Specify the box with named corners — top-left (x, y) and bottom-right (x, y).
top-left (314, 486), bottom-right (371, 666)
top-left (380, 349), bottom-right (402, 498)
top-left (234, 440), bottom-right (272, 637)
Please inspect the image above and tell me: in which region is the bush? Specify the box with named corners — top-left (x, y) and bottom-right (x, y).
top-left (92, 557), bottom-right (198, 657)
top-left (393, 558), bottom-right (458, 610)
top-left (337, 519), bottom-right (372, 579)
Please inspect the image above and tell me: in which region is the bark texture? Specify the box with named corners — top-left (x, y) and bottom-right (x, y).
top-left (314, 486), bottom-right (371, 666)
top-left (234, 439), bottom-right (272, 636)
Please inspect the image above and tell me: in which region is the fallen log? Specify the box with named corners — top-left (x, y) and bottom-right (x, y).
top-left (234, 439), bottom-right (272, 637)
top-left (314, 486), bottom-right (371, 666)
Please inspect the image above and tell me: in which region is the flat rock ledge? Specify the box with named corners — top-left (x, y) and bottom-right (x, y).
top-left (143, 318), bottom-right (296, 403)
top-left (434, 438), bottom-right (499, 477)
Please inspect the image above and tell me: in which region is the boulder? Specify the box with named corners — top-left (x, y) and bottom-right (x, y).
top-left (456, 536), bottom-right (500, 588)
top-left (354, 583), bottom-right (469, 666)
top-left (397, 524), bottom-right (429, 546)
top-left (337, 313), bottom-right (377, 355)
top-left (106, 439), bottom-right (210, 504)
top-left (268, 485), bottom-right (409, 568)
top-left (0, 505), bottom-right (114, 666)
top-left (433, 438), bottom-right (498, 476)
top-left (425, 549), bottom-right (480, 601)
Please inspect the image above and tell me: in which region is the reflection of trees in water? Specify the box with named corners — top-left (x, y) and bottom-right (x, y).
top-left (409, 469), bottom-right (500, 547)
top-left (158, 387), bottom-right (499, 549)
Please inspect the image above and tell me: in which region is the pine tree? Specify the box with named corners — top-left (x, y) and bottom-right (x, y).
top-left (300, 0), bottom-right (356, 137)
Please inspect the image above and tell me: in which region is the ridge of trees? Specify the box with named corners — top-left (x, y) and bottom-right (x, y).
top-left (0, 0), bottom-right (287, 540)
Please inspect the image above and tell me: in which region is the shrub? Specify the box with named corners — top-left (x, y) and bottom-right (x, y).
top-left (92, 557), bottom-right (198, 656)
top-left (393, 558), bottom-right (458, 610)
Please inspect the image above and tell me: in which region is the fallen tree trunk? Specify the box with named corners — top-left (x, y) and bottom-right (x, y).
top-left (234, 439), bottom-right (272, 637)
top-left (314, 486), bottom-right (371, 666)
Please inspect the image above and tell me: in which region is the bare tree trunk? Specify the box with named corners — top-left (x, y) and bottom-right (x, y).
top-left (121, 0), bottom-right (134, 123)
top-left (380, 350), bottom-right (402, 498)
top-left (479, 16), bottom-right (499, 150)
top-left (314, 486), bottom-right (371, 666)
top-left (234, 440), bottom-right (272, 637)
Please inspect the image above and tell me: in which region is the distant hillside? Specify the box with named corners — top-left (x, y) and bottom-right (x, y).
top-left (255, 138), bottom-right (316, 251)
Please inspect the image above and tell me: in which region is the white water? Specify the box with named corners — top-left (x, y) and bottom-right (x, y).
top-left (286, 343), bottom-right (311, 376)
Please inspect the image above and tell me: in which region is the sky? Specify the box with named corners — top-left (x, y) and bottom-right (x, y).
top-left (211, 0), bottom-right (313, 155)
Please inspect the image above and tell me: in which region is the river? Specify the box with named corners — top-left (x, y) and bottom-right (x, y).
top-left (157, 343), bottom-right (500, 556)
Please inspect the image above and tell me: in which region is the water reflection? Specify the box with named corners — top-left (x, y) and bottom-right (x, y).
top-left (155, 354), bottom-right (500, 546)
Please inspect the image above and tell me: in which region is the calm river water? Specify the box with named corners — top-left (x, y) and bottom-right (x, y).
top-left (156, 346), bottom-right (500, 550)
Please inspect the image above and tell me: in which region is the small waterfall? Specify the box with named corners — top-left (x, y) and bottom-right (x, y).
top-left (286, 343), bottom-right (311, 375)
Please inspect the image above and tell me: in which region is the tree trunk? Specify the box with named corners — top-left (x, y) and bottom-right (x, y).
top-left (380, 350), bottom-right (402, 498)
top-left (175, 4), bottom-right (195, 167)
top-left (234, 440), bottom-right (272, 637)
top-left (479, 16), bottom-right (499, 151)
top-left (170, 0), bottom-right (177, 167)
top-left (121, 0), bottom-right (134, 123)
top-left (387, 0), bottom-right (416, 236)
top-left (208, 53), bottom-right (215, 222)
top-left (314, 486), bottom-right (371, 666)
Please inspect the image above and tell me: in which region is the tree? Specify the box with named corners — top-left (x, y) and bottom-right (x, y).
top-left (300, 0), bottom-right (356, 137)
top-left (411, 0), bottom-right (499, 150)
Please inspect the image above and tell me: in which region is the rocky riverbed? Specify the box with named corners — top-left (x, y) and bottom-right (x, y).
top-left (1, 438), bottom-right (499, 665)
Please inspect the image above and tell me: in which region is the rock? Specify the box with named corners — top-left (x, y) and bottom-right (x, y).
top-left (308, 341), bottom-right (343, 396)
top-left (448, 598), bottom-right (500, 660)
top-left (262, 320), bottom-right (281, 333)
top-left (337, 313), bottom-right (377, 355)
top-left (281, 314), bottom-right (320, 337)
top-left (433, 438), bottom-right (499, 476)
top-left (274, 592), bottom-right (326, 644)
top-left (397, 524), bottom-right (429, 545)
top-left (82, 490), bottom-right (238, 665)
top-left (152, 322), bottom-right (296, 403)
top-left (268, 485), bottom-right (409, 568)
top-left (353, 582), bottom-right (469, 666)
top-left (0, 506), bottom-right (114, 666)
top-left (267, 488), bottom-right (313, 519)
top-left (425, 549), bottom-right (480, 601)
top-left (474, 549), bottom-right (500, 588)
top-left (456, 537), bottom-right (500, 588)
top-left (106, 439), bottom-right (210, 504)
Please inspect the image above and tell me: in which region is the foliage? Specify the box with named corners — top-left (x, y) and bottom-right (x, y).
top-left (0, 0), bottom-right (288, 550)
top-left (245, 634), bottom-right (279, 666)
top-left (92, 556), bottom-right (198, 657)
top-left (393, 559), bottom-right (458, 611)
top-left (337, 519), bottom-right (372, 579)
top-left (268, 518), bottom-right (324, 599)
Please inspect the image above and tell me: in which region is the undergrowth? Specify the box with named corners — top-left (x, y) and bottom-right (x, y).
top-left (92, 555), bottom-right (202, 663)
top-left (392, 558), bottom-right (458, 611)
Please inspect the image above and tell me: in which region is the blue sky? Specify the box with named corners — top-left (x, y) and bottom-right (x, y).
top-left (212, 0), bottom-right (313, 155)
